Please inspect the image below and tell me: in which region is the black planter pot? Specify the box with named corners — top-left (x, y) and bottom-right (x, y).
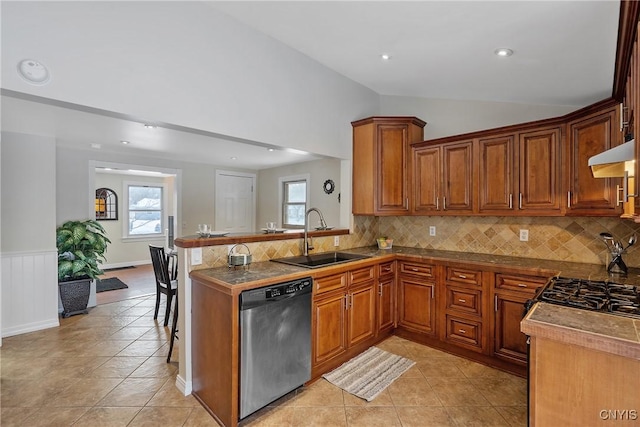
top-left (59, 277), bottom-right (91, 318)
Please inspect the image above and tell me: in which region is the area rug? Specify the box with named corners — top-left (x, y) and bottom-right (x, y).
top-left (322, 346), bottom-right (415, 401)
top-left (96, 277), bottom-right (129, 293)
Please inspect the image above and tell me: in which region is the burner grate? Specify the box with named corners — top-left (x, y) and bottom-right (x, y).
top-left (535, 277), bottom-right (640, 319)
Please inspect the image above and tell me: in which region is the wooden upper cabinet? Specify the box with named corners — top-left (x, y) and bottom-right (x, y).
top-left (352, 117), bottom-right (426, 215)
top-left (566, 105), bottom-right (622, 216)
top-left (519, 127), bottom-right (562, 213)
top-left (479, 134), bottom-right (515, 213)
top-left (412, 140), bottom-right (473, 214)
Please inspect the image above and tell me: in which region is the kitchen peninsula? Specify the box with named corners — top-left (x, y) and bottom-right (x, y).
top-left (178, 237), bottom-right (640, 427)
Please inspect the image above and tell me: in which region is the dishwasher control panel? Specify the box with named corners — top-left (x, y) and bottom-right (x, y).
top-left (240, 277), bottom-right (313, 309)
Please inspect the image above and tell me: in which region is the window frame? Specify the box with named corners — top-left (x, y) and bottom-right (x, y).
top-left (279, 174), bottom-right (310, 229)
top-left (123, 181), bottom-right (166, 240)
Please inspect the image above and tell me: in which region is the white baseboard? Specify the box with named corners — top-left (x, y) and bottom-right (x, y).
top-left (175, 374), bottom-right (192, 396)
top-left (2, 318), bottom-right (59, 338)
top-left (102, 260), bottom-right (152, 270)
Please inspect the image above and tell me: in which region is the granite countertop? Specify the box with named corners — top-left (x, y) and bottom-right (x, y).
top-left (189, 245), bottom-right (640, 290)
top-left (522, 302), bottom-right (640, 360)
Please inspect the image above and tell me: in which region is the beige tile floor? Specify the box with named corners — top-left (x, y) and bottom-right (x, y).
top-left (1, 293), bottom-right (527, 426)
top-left (243, 336), bottom-right (527, 427)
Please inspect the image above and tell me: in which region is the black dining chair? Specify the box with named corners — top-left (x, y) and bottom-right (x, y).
top-left (149, 245), bottom-right (178, 327)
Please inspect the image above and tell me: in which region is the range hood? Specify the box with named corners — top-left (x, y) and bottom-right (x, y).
top-left (588, 140), bottom-right (635, 178)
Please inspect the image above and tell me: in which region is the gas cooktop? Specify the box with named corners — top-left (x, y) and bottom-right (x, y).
top-left (532, 276), bottom-right (640, 319)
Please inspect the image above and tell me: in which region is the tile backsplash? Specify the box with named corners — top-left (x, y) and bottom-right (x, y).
top-left (374, 215), bottom-right (640, 268)
top-left (194, 215), bottom-right (640, 270)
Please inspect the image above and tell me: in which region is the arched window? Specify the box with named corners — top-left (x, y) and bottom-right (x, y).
top-left (95, 188), bottom-right (118, 220)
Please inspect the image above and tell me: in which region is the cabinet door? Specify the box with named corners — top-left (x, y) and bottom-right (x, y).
top-left (412, 145), bottom-right (441, 212)
top-left (519, 127), bottom-right (562, 212)
top-left (479, 134), bottom-right (515, 213)
top-left (494, 292), bottom-right (529, 365)
top-left (313, 292), bottom-right (347, 367)
top-left (397, 276), bottom-right (436, 336)
top-left (348, 282), bottom-right (376, 347)
top-left (567, 107), bottom-right (621, 215)
top-left (442, 141), bottom-right (474, 212)
top-left (377, 125), bottom-right (410, 213)
top-left (377, 275), bottom-right (395, 334)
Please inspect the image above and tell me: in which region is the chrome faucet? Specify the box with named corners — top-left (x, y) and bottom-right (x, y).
top-left (303, 207), bottom-right (327, 256)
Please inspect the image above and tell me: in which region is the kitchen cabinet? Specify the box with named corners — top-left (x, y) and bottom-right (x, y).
top-left (376, 261), bottom-right (396, 334)
top-left (492, 273), bottom-right (546, 365)
top-left (397, 260), bottom-right (437, 336)
top-left (412, 139), bottom-right (474, 214)
top-left (312, 266), bottom-right (376, 371)
top-left (478, 127), bottom-right (562, 215)
top-left (352, 116), bottom-right (426, 215)
top-left (442, 266), bottom-right (486, 352)
top-left (566, 104), bottom-right (622, 216)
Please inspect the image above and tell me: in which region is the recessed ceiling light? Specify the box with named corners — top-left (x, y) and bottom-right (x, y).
top-left (17, 59), bottom-right (51, 85)
top-left (120, 140), bottom-right (130, 145)
top-left (381, 54), bottom-right (391, 61)
top-left (230, 156), bottom-right (237, 160)
top-left (91, 143), bottom-right (101, 149)
top-left (143, 124), bottom-right (157, 129)
top-left (267, 148), bottom-right (275, 152)
top-left (494, 48), bottom-right (514, 57)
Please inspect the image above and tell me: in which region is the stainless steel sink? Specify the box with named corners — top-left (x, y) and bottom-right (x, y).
top-left (270, 252), bottom-right (370, 269)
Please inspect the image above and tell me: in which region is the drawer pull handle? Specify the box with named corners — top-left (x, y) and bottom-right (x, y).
top-left (517, 283), bottom-right (528, 288)
top-left (458, 274), bottom-right (467, 279)
top-left (411, 268), bottom-right (419, 272)
top-left (458, 299), bottom-right (466, 303)
top-left (459, 329), bottom-right (466, 334)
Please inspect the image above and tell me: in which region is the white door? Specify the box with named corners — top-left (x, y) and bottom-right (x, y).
top-left (215, 171), bottom-right (256, 232)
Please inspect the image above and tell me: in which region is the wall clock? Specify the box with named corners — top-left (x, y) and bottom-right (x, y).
top-left (323, 179), bottom-right (335, 194)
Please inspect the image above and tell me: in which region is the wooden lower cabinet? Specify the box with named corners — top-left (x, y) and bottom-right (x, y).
top-left (348, 281), bottom-right (376, 347)
top-left (492, 273), bottom-right (547, 365)
top-left (312, 267), bottom-right (378, 374)
top-left (377, 265), bottom-right (395, 334)
top-left (312, 289), bottom-right (347, 366)
top-left (493, 292), bottom-right (530, 364)
top-left (397, 275), bottom-right (437, 336)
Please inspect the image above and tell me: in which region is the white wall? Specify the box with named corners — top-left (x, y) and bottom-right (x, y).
top-left (380, 95), bottom-right (577, 140)
top-left (256, 158), bottom-right (342, 229)
top-left (2, 2), bottom-right (380, 160)
top-left (1, 132), bottom-right (59, 337)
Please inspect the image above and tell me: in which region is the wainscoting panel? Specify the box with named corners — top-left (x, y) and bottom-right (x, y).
top-left (1, 250), bottom-right (60, 338)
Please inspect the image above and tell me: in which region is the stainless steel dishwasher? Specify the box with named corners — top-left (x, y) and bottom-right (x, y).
top-left (239, 277), bottom-right (312, 419)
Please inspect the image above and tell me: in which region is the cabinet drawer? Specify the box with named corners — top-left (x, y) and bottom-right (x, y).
top-left (350, 266), bottom-right (375, 285)
top-left (399, 261), bottom-right (436, 279)
top-left (314, 273), bottom-right (347, 295)
top-left (446, 267), bottom-right (481, 287)
top-left (446, 287), bottom-right (482, 316)
top-left (446, 315), bottom-right (482, 350)
top-left (378, 261), bottom-right (395, 277)
top-left (495, 274), bottom-right (548, 294)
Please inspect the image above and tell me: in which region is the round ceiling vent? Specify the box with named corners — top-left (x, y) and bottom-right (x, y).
top-left (17, 59), bottom-right (51, 85)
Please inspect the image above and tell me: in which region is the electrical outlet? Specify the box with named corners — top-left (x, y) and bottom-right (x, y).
top-left (191, 247), bottom-right (202, 265)
top-left (429, 226), bottom-right (436, 236)
top-left (519, 229), bottom-right (529, 242)
top-left (334, 236), bottom-right (340, 246)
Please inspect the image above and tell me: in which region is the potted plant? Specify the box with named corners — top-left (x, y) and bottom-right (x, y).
top-left (57, 219), bottom-right (111, 317)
